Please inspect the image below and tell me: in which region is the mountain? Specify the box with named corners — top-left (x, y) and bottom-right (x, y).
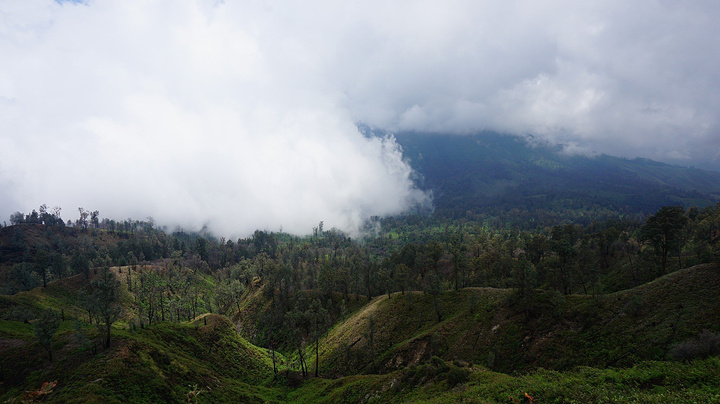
top-left (394, 132), bottom-right (720, 221)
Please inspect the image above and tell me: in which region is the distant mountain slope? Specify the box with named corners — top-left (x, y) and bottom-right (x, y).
top-left (394, 132), bottom-right (720, 220)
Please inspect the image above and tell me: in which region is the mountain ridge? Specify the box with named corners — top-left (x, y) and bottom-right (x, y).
top-left (393, 131), bottom-right (720, 220)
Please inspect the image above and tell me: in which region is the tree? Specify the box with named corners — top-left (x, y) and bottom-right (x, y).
top-left (34, 247), bottom-right (50, 288)
top-left (424, 271), bottom-right (443, 322)
top-left (394, 263), bottom-right (411, 295)
top-left (90, 268), bottom-right (121, 348)
top-left (692, 204), bottom-right (720, 263)
top-left (10, 211), bottom-right (24, 225)
top-left (365, 314), bottom-right (376, 368)
top-left (549, 224), bottom-right (580, 294)
top-left (284, 308), bottom-right (308, 378)
top-left (26, 209), bottom-right (39, 223)
top-left (214, 279), bottom-right (245, 315)
top-left (195, 237), bottom-right (209, 262)
top-left (8, 262), bottom-right (40, 293)
top-left (52, 206), bottom-right (63, 223)
top-left (77, 208), bottom-right (89, 230)
top-left (35, 310), bottom-right (60, 362)
top-left (640, 206), bottom-right (688, 274)
top-left (307, 299), bottom-right (328, 377)
top-left (39, 204), bottom-right (54, 226)
top-left (513, 256), bottom-right (536, 297)
top-left (450, 242), bottom-right (469, 290)
top-left (90, 210), bottom-right (100, 229)
top-left (71, 251), bottom-right (91, 279)
top-left (50, 253), bottom-right (67, 280)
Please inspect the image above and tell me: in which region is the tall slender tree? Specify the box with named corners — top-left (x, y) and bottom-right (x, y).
top-left (90, 268), bottom-right (121, 348)
top-left (35, 310), bottom-right (60, 362)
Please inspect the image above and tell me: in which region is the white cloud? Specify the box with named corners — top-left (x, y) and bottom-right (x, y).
top-left (0, 0), bottom-right (429, 236)
top-left (328, 0), bottom-right (720, 163)
top-left (2, 0), bottom-right (720, 232)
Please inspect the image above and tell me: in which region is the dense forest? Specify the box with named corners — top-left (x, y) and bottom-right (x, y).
top-left (3, 202), bottom-right (719, 298)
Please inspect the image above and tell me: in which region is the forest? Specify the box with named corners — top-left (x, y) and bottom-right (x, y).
top-left (1, 201), bottom-right (719, 402)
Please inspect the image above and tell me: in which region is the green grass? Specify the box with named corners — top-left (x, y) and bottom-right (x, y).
top-left (0, 319), bottom-right (34, 339)
top-left (289, 357), bottom-right (720, 403)
top-left (0, 314), bottom-right (281, 403)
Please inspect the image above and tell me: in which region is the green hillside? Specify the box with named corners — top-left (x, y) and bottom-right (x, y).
top-left (1, 263), bottom-right (719, 402)
top-left (303, 264), bottom-right (720, 377)
top-left (290, 358), bottom-right (720, 403)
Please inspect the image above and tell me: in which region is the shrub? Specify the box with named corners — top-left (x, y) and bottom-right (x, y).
top-left (446, 365), bottom-right (470, 387)
top-left (668, 330), bottom-right (720, 362)
top-left (430, 356), bottom-right (450, 374)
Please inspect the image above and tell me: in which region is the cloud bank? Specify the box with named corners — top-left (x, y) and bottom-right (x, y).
top-left (2, 0), bottom-right (720, 234)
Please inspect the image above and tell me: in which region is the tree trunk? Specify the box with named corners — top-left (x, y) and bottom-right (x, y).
top-left (315, 339), bottom-right (319, 377)
top-left (105, 318), bottom-right (111, 348)
top-left (298, 347), bottom-right (307, 378)
top-left (271, 349), bottom-right (277, 375)
top-left (677, 248), bottom-right (683, 269)
top-left (433, 295), bottom-right (442, 322)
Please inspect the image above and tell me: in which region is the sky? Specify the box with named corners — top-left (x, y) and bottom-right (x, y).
top-left (1, 0), bottom-right (720, 236)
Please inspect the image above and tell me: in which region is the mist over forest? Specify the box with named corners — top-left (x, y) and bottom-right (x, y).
top-left (2, 1), bottom-right (720, 403)
top-left (3, 0), bottom-right (720, 237)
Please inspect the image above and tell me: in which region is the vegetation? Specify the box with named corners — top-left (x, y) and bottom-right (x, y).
top-left (1, 192), bottom-right (720, 401)
top-left (392, 131), bottom-right (720, 223)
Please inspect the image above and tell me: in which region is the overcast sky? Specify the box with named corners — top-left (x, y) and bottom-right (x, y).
top-left (2, 0), bottom-right (719, 235)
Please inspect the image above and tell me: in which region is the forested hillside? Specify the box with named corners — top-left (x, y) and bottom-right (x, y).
top-left (1, 200), bottom-right (720, 402)
top-left (393, 131), bottom-right (720, 223)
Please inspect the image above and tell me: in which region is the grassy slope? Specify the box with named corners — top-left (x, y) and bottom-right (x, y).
top-left (0, 268), bottom-right (281, 403)
top-left (315, 264), bottom-right (720, 376)
top-left (290, 357), bottom-right (720, 403)
top-left (0, 313), bottom-right (281, 403)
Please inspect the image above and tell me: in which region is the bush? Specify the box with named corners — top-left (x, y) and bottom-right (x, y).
top-left (446, 365), bottom-right (470, 387)
top-left (668, 331), bottom-right (720, 362)
top-left (430, 356), bottom-right (450, 374)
